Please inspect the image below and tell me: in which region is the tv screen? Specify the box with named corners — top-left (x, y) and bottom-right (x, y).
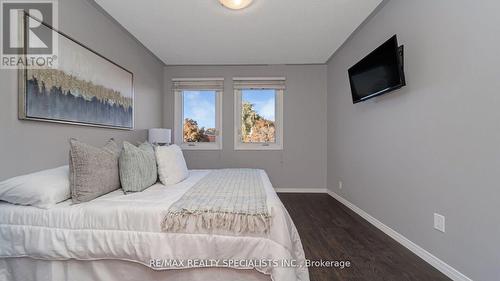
top-left (348, 35), bottom-right (405, 103)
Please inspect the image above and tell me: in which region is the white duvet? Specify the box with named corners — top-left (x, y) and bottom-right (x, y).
top-left (0, 170), bottom-right (309, 281)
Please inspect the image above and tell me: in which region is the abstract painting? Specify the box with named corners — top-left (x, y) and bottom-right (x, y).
top-left (19, 15), bottom-right (134, 129)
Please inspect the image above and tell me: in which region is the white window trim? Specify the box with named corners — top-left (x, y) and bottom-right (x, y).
top-left (234, 87), bottom-right (284, 151)
top-left (174, 81), bottom-right (223, 150)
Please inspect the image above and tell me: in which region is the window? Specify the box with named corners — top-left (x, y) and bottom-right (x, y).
top-left (173, 79), bottom-right (223, 150)
top-left (233, 78), bottom-right (284, 150)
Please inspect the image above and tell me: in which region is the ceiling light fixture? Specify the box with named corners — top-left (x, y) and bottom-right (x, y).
top-left (219, 0), bottom-right (253, 10)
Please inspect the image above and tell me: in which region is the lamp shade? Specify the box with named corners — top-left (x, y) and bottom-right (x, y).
top-left (148, 128), bottom-right (171, 145)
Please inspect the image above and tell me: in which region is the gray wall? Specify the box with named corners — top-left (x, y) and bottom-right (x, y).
top-left (164, 65), bottom-right (327, 190)
top-left (0, 0), bottom-right (164, 180)
top-left (326, 0), bottom-right (500, 280)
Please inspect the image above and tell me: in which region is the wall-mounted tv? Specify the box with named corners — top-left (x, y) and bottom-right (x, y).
top-left (348, 35), bottom-right (406, 104)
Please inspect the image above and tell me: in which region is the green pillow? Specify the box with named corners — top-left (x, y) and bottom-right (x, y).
top-left (119, 142), bottom-right (157, 193)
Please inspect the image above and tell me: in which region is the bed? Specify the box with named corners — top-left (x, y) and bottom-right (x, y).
top-left (0, 169), bottom-right (309, 281)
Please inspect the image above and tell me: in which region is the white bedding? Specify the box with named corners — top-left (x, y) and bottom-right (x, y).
top-left (0, 170), bottom-right (309, 281)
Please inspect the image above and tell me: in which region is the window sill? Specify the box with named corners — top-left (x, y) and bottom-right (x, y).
top-left (179, 143), bottom-right (222, 151)
top-left (234, 144), bottom-right (283, 151)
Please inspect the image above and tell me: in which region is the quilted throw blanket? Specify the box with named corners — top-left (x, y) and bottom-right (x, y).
top-left (162, 169), bottom-right (271, 234)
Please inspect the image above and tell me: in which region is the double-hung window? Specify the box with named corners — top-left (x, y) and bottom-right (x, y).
top-left (173, 78), bottom-right (223, 150)
top-left (233, 78), bottom-right (285, 150)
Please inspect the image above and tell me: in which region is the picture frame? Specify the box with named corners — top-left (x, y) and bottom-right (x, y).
top-left (18, 13), bottom-right (134, 130)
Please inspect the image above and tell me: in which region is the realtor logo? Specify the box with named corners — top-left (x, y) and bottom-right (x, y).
top-left (1, 0), bottom-right (58, 69)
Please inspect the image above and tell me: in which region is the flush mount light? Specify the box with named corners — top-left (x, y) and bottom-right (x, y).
top-left (219, 0), bottom-right (253, 10)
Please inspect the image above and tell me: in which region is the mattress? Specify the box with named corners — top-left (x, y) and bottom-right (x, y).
top-left (0, 170), bottom-right (309, 281)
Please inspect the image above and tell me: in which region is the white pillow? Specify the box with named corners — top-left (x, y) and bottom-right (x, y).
top-left (155, 145), bottom-right (189, 185)
top-left (0, 166), bottom-right (70, 209)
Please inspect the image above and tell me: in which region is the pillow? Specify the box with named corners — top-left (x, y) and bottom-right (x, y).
top-left (119, 141), bottom-right (157, 193)
top-left (155, 144), bottom-right (188, 185)
top-left (0, 166), bottom-right (70, 209)
top-left (69, 138), bottom-right (121, 204)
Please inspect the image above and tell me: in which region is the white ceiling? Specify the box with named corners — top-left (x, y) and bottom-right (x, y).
top-left (95, 0), bottom-right (382, 65)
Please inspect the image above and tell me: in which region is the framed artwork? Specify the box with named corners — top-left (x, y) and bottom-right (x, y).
top-left (18, 14), bottom-right (134, 130)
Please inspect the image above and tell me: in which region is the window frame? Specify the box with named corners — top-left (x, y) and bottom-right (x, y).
top-left (233, 78), bottom-right (284, 151)
top-left (173, 78), bottom-right (223, 150)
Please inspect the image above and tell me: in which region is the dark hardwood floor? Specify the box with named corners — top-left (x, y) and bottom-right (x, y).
top-left (278, 193), bottom-right (451, 281)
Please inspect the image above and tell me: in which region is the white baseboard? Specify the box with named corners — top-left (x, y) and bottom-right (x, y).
top-left (274, 188), bottom-right (327, 193)
top-left (325, 189), bottom-right (472, 281)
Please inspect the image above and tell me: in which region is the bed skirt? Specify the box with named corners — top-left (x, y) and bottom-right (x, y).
top-left (0, 257), bottom-right (272, 281)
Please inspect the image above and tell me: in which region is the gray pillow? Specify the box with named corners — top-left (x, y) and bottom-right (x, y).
top-left (69, 138), bottom-right (121, 204)
top-left (119, 141), bottom-right (157, 193)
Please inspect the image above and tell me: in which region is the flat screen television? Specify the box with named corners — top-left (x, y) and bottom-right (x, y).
top-left (348, 35), bottom-right (406, 103)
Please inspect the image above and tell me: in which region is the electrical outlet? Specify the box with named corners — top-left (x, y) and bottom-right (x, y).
top-left (434, 213), bottom-right (445, 233)
top-left (338, 181), bottom-right (343, 190)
